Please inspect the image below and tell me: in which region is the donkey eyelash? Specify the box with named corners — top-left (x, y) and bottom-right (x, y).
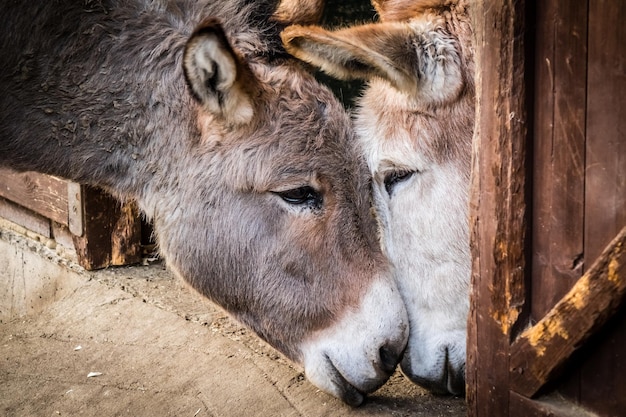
top-left (272, 186), bottom-right (323, 210)
top-left (383, 170), bottom-right (416, 196)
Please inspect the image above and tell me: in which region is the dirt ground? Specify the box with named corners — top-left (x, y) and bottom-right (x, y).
top-left (0, 231), bottom-right (466, 417)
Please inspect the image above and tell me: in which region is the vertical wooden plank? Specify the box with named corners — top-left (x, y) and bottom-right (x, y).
top-left (111, 201), bottom-right (142, 266)
top-left (531, 0), bottom-right (589, 403)
top-left (576, 305), bottom-right (626, 415)
top-left (577, 0), bottom-right (626, 414)
top-left (72, 186), bottom-right (141, 270)
top-left (67, 181), bottom-right (83, 236)
top-left (531, 0), bottom-right (588, 321)
top-left (467, 1), bottom-right (531, 416)
top-left (584, 0), bottom-right (626, 262)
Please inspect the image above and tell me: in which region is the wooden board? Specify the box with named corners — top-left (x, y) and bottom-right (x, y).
top-left (575, 0), bottom-right (626, 413)
top-left (72, 186), bottom-right (142, 269)
top-left (531, 0), bottom-right (589, 401)
top-left (0, 169), bottom-right (70, 227)
top-left (0, 197), bottom-right (51, 238)
top-left (467, 1), bottom-right (531, 415)
top-left (0, 169), bottom-right (141, 270)
top-left (531, 0), bottom-right (587, 321)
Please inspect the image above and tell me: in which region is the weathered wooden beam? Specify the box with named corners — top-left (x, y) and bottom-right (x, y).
top-left (509, 226), bottom-right (626, 398)
top-left (71, 186), bottom-right (141, 270)
top-left (0, 167), bottom-right (142, 269)
top-left (67, 181), bottom-right (84, 236)
top-left (467, 1), bottom-right (531, 416)
top-left (0, 168), bottom-right (70, 226)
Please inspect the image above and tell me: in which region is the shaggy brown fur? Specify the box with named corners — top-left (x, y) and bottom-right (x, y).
top-left (0, 0), bottom-right (409, 405)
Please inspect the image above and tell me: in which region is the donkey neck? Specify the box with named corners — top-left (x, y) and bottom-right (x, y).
top-left (0, 1), bottom-right (206, 203)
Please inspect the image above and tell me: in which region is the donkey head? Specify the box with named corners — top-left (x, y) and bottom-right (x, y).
top-left (144, 15), bottom-right (409, 405)
top-left (0, 0), bottom-right (410, 405)
top-left (281, 0), bottom-right (474, 395)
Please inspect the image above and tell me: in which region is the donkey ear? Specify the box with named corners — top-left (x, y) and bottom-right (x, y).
top-left (273, 0), bottom-right (325, 25)
top-left (281, 22), bottom-right (464, 105)
top-left (183, 19), bottom-right (254, 125)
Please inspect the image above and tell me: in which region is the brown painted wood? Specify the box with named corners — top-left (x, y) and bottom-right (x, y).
top-left (531, 0), bottom-right (587, 321)
top-left (583, 0), bottom-right (626, 260)
top-left (510, 226), bottom-right (626, 398)
top-left (575, 1), bottom-right (626, 414)
top-left (0, 169), bottom-right (69, 226)
top-left (467, 1), bottom-right (531, 416)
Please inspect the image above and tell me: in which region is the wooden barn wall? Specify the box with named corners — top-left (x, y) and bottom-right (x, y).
top-left (469, 0), bottom-right (625, 416)
top-left (532, 0), bottom-right (626, 414)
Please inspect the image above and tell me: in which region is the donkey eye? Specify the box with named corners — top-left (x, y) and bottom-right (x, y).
top-left (384, 170), bottom-right (415, 195)
top-left (274, 186), bottom-right (322, 208)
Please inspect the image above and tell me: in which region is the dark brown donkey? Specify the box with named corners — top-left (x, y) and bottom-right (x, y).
top-left (0, 0), bottom-right (409, 405)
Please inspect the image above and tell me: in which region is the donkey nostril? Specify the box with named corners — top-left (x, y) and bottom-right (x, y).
top-left (379, 345), bottom-right (400, 374)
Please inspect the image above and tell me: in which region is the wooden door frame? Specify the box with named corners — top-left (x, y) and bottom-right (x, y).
top-left (467, 1), bottom-right (626, 416)
top-left (467, 1), bottom-right (531, 414)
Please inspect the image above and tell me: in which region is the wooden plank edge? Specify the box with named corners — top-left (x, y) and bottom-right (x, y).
top-left (509, 391), bottom-right (599, 417)
top-left (0, 196), bottom-right (51, 238)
